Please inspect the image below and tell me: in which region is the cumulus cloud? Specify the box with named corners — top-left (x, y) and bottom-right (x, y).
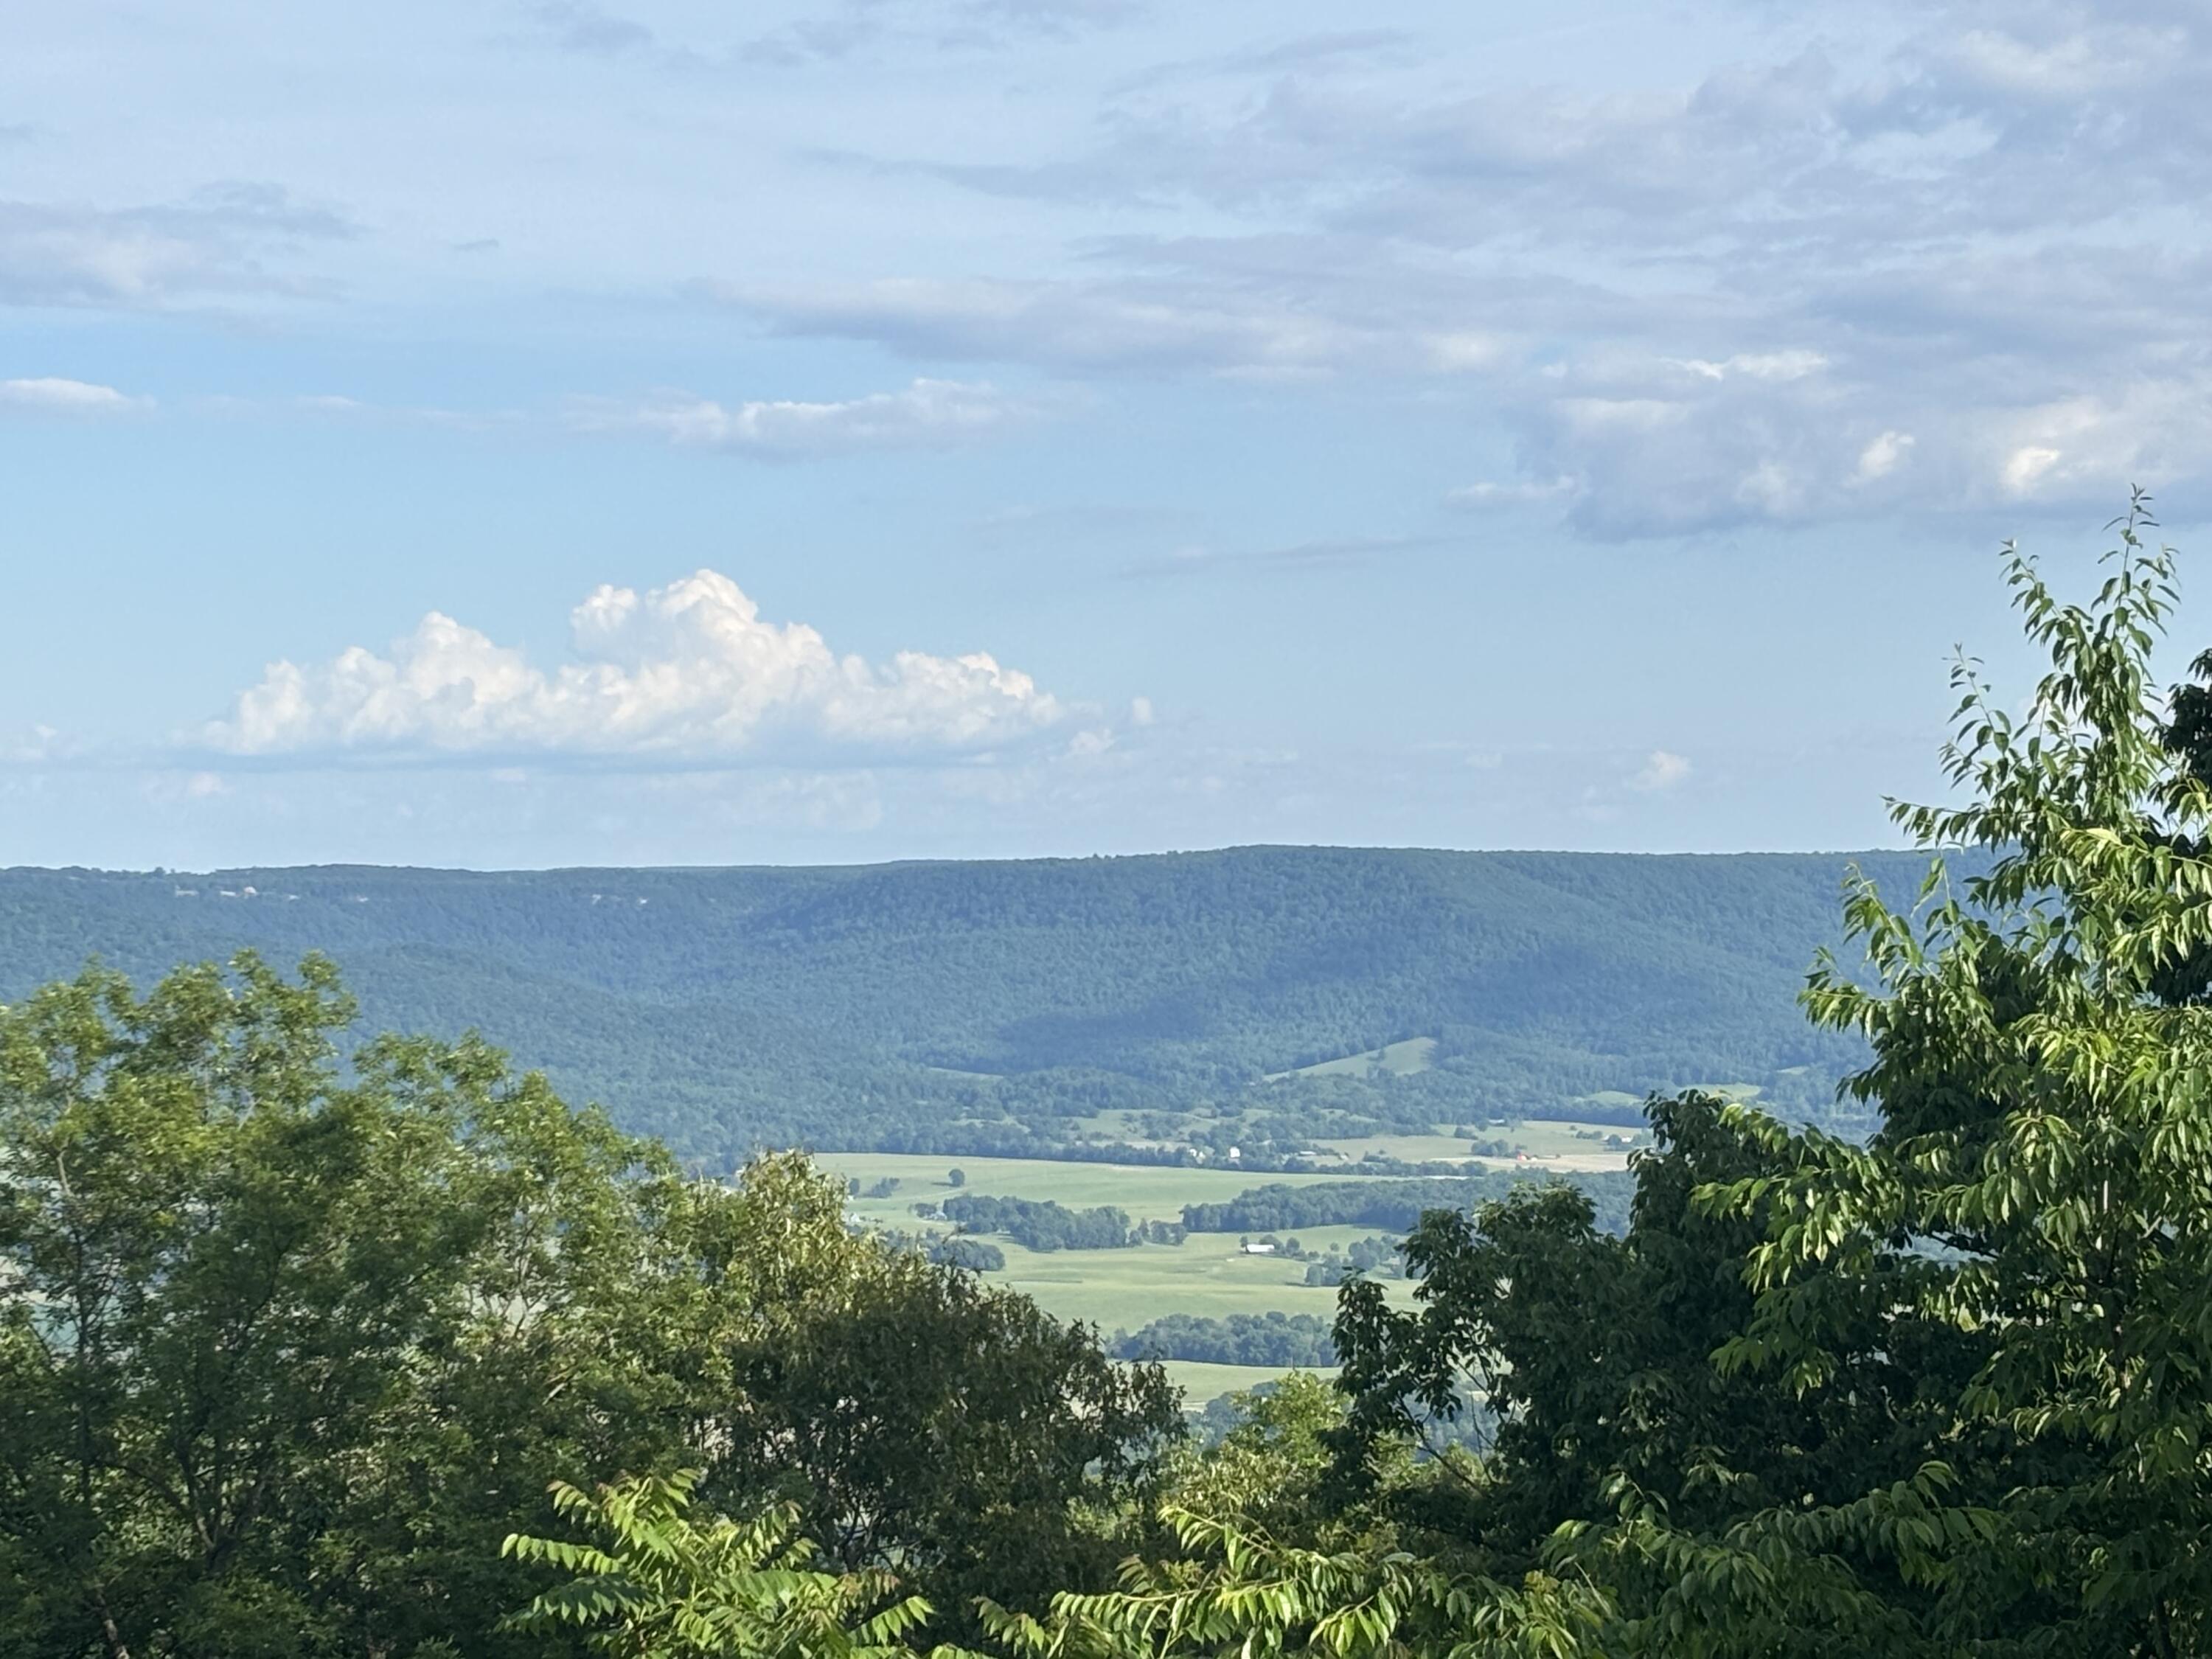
top-left (204, 570), bottom-right (1074, 764)
top-left (0, 184), bottom-right (351, 309)
top-left (0, 377), bottom-right (147, 414)
top-left (568, 377), bottom-right (1052, 456)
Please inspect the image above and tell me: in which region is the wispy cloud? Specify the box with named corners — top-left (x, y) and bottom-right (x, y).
top-left (1119, 531), bottom-right (1461, 579)
top-left (524, 0), bottom-right (655, 55)
top-left (1, 723), bottom-right (67, 765)
top-left (566, 377), bottom-right (1059, 456)
top-left (742, 0), bottom-right (1145, 64)
top-left (0, 377), bottom-right (149, 414)
top-left (0, 184), bottom-right (352, 310)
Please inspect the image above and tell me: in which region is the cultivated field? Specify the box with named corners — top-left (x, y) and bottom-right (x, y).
top-left (810, 1148), bottom-right (1614, 1405)
top-left (813, 1151), bottom-right (1355, 1228)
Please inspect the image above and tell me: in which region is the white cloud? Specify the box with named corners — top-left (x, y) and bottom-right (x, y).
top-left (725, 4), bottom-right (2212, 535)
top-left (204, 569), bottom-right (1074, 763)
top-left (2003, 444), bottom-right (2064, 493)
top-left (1, 723), bottom-right (63, 763)
top-left (0, 376), bottom-right (147, 414)
top-left (1445, 476), bottom-right (1577, 508)
top-left (715, 275), bottom-right (1387, 376)
top-left (1857, 431), bottom-right (1915, 481)
top-left (1672, 350), bottom-right (1827, 383)
top-left (569, 378), bottom-right (1051, 457)
top-left (1629, 750), bottom-right (1691, 792)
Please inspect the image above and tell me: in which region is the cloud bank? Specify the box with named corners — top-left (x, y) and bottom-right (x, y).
top-left (206, 570), bottom-right (1072, 763)
top-left (713, 0), bottom-right (2212, 536)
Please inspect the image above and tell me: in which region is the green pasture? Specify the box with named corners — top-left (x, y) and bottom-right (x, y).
top-left (1312, 1119), bottom-right (1641, 1169)
top-left (1268, 1034), bottom-right (1439, 1080)
top-left (1158, 1360), bottom-right (1340, 1403)
top-left (987, 1234), bottom-right (1349, 1331)
top-left (813, 1150), bottom-right (1350, 1229)
top-left (811, 1151), bottom-right (1433, 1405)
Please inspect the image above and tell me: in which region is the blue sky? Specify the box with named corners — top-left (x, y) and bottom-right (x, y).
top-left (4, 0), bottom-right (2208, 869)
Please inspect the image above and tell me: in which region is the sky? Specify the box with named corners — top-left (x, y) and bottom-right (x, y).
top-left (4, 0), bottom-right (2211, 869)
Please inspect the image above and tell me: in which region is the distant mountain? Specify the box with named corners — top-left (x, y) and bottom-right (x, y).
top-left (0, 847), bottom-right (1954, 1158)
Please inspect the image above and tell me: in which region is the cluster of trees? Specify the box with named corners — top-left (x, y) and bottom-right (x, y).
top-left (928, 1237), bottom-right (1006, 1272)
top-left (1302, 1233), bottom-right (1403, 1286)
top-left (939, 1194), bottom-right (1138, 1251)
top-left (1180, 1172), bottom-right (1635, 1235)
top-left (1114, 1313), bottom-right (1335, 1368)
top-left (0, 966), bottom-right (1179, 1657)
top-left (12, 504), bottom-right (2212, 1656)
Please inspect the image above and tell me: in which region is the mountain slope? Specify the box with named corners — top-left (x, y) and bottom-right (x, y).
top-left (0, 847), bottom-right (1950, 1155)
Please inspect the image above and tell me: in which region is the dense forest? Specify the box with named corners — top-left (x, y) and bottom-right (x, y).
top-left (10, 508), bottom-right (2212, 1656)
top-left (0, 846), bottom-right (1961, 1158)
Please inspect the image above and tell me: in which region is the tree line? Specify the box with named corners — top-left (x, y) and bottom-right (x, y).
top-left (1114, 1312), bottom-right (1336, 1368)
top-left (939, 1194), bottom-right (1140, 1251)
top-left (1178, 1171), bottom-right (1635, 1236)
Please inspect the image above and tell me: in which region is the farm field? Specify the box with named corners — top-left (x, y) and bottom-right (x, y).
top-left (1311, 1119), bottom-right (1644, 1171)
top-left (813, 1150), bottom-right (1352, 1228)
top-left (988, 1231), bottom-right (1402, 1332)
top-left (1158, 1360), bottom-right (1339, 1404)
top-left (1269, 1035), bottom-right (1439, 1079)
top-left (813, 1151), bottom-right (1464, 1404)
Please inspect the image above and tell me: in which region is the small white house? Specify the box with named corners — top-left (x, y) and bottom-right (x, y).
top-left (1239, 1242), bottom-right (1276, 1255)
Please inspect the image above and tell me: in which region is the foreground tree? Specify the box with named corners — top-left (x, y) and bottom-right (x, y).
top-left (699, 1160), bottom-right (1182, 1646)
top-left (0, 954), bottom-right (722, 1658)
top-left (0, 959), bottom-right (1175, 1659)
top-left (503, 1472), bottom-right (945, 1659)
top-left (1045, 496), bottom-right (2212, 1657)
top-left (1640, 498), bottom-right (2212, 1650)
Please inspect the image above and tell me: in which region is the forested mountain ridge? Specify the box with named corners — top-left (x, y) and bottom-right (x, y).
top-left (0, 846), bottom-right (1955, 1156)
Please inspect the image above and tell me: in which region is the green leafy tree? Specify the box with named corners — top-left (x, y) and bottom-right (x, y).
top-left (1329, 1085), bottom-right (1958, 1630)
top-left (0, 952), bottom-right (726, 1658)
top-left (503, 1472), bottom-right (945, 1659)
top-left (703, 1167), bottom-right (1182, 1645)
top-left (1624, 498), bottom-right (2212, 1652)
top-left (1167, 1373), bottom-right (1391, 1550)
top-left (983, 1507), bottom-right (1603, 1659)
top-left (1161, 498), bottom-right (2212, 1657)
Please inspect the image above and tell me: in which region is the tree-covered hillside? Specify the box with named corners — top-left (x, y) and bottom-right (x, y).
top-left (0, 847), bottom-right (1947, 1156)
